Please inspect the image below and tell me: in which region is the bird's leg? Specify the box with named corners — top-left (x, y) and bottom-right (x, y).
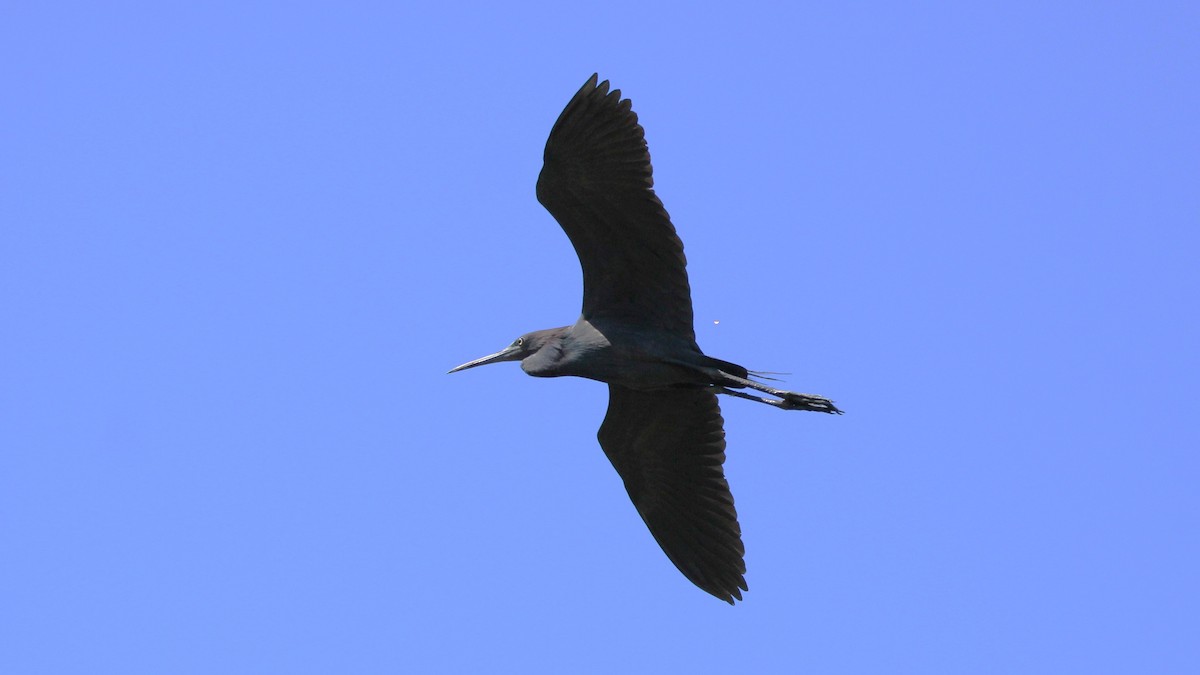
top-left (714, 372), bottom-right (842, 414)
top-left (714, 387), bottom-right (792, 408)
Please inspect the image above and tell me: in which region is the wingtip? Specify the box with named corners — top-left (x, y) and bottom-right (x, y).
top-left (574, 73), bottom-right (611, 103)
top-left (712, 579), bottom-right (747, 605)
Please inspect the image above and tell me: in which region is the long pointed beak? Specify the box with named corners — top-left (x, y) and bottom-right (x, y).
top-left (447, 344), bottom-right (523, 374)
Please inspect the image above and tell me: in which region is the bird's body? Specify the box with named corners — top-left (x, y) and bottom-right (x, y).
top-left (451, 75), bottom-right (840, 603)
top-left (518, 318), bottom-right (731, 389)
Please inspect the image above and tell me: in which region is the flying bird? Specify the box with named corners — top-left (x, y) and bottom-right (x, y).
top-left (450, 74), bottom-right (841, 603)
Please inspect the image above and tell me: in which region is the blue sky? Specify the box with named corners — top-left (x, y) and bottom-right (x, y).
top-left (2, 2), bottom-right (1197, 673)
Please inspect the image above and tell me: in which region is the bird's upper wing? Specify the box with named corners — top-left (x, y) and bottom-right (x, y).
top-left (598, 384), bottom-right (746, 603)
top-left (536, 74), bottom-right (695, 341)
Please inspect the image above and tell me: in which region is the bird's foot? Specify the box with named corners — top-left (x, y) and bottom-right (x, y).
top-left (777, 392), bottom-right (843, 415)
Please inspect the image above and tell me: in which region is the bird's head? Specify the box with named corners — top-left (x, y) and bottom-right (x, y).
top-left (448, 327), bottom-right (568, 374)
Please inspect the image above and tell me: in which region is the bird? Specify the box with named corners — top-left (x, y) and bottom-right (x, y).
top-left (449, 74), bottom-right (841, 604)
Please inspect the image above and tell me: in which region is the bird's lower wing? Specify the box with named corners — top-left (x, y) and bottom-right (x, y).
top-left (597, 385), bottom-right (746, 603)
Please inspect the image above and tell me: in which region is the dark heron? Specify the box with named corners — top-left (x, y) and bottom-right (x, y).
top-left (450, 74), bottom-right (841, 604)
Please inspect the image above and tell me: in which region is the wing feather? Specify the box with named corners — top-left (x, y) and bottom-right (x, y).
top-left (537, 74), bottom-right (696, 341)
top-left (597, 385), bottom-right (747, 603)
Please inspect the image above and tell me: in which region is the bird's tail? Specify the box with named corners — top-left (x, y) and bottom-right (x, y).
top-left (698, 359), bottom-right (790, 383)
top-left (700, 355), bottom-right (749, 380)
top-left (746, 370), bottom-right (789, 383)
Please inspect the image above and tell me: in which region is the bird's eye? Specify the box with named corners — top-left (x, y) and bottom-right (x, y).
top-left (516, 337), bottom-right (525, 347)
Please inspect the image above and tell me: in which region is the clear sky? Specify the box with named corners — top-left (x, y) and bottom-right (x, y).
top-left (2, 2), bottom-right (1197, 673)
